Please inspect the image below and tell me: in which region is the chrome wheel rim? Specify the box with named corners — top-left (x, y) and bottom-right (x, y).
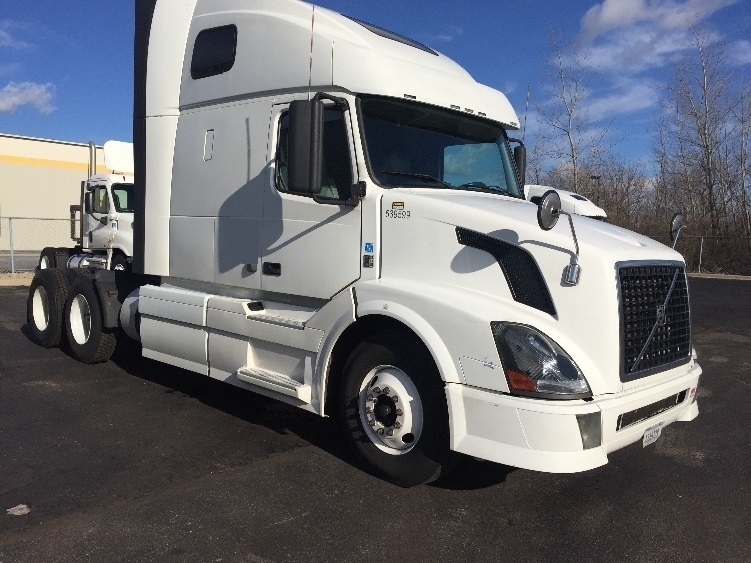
top-left (69, 294), bottom-right (92, 345)
top-left (358, 366), bottom-right (423, 455)
top-left (32, 286), bottom-right (50, 330)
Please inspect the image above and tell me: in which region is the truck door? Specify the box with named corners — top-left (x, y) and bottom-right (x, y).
top-left (86, 184), bottom-right (112, 250)
top-left (260, 103), bottom-right (362, 299)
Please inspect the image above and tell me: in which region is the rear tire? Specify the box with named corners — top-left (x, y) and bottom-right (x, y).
top-left (338, 332), bottom-right (450, 487)
top-left (38, 247), bottom-right (57, 270)
top-left (27, 269), bottom-right (71, 348)
top-left (39, 247), bottom-right (71, 270)
top-left (64, 276), bottom-right (116, 364)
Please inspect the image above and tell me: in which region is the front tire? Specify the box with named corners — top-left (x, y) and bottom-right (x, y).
top-left (339, 332), bottom-right (450, 487)
top-left (27, 269), bottom-right (71, 348)
top-left (64, 276), bottom-right (116, 364)
top-left (38, 247), bottom-right (71, 270)
top-left (38, 247), bottom-right (57, 269)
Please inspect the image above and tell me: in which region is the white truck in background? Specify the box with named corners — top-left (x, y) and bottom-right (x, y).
top-left (26, 0), bottom-right (701, 487)
top-left (39, 140), bottom-right (135, 272)
top-left (524, 184), bottom-right (607, 220)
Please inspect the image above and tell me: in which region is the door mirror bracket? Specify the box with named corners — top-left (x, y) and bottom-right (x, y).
top-left (313, 181), bottom-right (366, 207)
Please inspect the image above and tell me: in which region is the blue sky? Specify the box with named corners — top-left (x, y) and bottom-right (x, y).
top-left (1, 0), bottom-right (749, 167)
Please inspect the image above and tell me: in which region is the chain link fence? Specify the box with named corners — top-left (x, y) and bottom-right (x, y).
top-left (667, 235), bottom-right (751, 276)
top-left (0, 217), bottom-right (78, 274)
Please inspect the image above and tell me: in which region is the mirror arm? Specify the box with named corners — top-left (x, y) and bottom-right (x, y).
top-left (312, 92), bottom-right (349, 112)
top-left (313, 181), bottom-right (366, 207)
top-left (562, 211), bottom-right (580, 258)
top-left (560, 211), bottom-right (581, 286)
top-left (671, 226), bottom-right (684, 249)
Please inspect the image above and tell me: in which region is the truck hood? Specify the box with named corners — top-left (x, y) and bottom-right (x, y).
top-left (411, 189), bottom-right (667, 259)
top-left (380, 188), bottom-right (689, 395)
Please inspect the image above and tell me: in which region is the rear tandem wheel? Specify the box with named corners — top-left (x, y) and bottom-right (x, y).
top-left (63, 275), bottom-right (117, 364)
top-left (26, 268), bottom-right (71, 348)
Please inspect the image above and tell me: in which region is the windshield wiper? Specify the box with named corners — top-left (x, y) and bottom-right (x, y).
top-left (457, 181), bottom-right (514, 196)
top-left (381, 171), bottom-right (452, 188)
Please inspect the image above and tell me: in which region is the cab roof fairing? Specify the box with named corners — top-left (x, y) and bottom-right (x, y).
top-left (161, 0), bottom-right (519, 130)
top-left (312, 5), bottom-right (520, 129)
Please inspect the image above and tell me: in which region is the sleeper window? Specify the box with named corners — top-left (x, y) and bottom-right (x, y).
top-left (191, 25), bottom-right (237, 80)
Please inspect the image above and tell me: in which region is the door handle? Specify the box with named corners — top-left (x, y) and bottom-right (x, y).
top-left (262, 262), bottom-right (281, 276)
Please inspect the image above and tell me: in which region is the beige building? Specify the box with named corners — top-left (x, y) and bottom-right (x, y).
top-left (0, 133), bottom-right (107, 219)
top-left (0, 134), bottom-right (108, 256)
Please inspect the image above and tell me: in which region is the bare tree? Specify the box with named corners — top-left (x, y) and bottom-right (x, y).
top-left (667, 30), bottom-right (736, 234)
top-left (736, 90), bottom-right (751, 238)
top-left (536, 31), bottom-right (608, 193)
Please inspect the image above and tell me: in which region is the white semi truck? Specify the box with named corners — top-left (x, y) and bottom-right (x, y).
top-left (39, 140), bottom-right (135, 272)
top-left (26, 0), bottom-right (701, 487)
top-left (525, 184), bottom-right (608, 220)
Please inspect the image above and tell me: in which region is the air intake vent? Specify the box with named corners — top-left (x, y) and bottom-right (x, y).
top-left (619, 263), bottom-right (691, 381)
top-left (456, 227), bottom-right (556, 316)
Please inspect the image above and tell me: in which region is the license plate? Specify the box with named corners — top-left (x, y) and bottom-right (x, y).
top-left (642, 422), bottom-right (664, 447)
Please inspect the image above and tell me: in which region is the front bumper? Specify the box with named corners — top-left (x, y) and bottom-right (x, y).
top-left (445, 362), bottom-right (702, 473)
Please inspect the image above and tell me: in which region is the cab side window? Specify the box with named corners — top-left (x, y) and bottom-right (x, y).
top-left (276, 107), bottom-right (353, 200)
top-left (92, 186), bottom-right (109, 214)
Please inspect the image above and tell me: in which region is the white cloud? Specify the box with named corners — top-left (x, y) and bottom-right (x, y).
top-left (0, 20), bottom-right (33, 49)
top-left (433, 25), bottom-right (463, 43)
top-left (730, 39), bottom-right (751, 66)
top-left (584, 81), bottom-right (660, 122)
top-left (578, 25), bottom-right (720, 73)
top-left (0, 63), bottom-right (21, 77)
top-left (0, 82), bottom-right (55, 114)
top-left (532, 78), bottom-right (658, 128)
top-left (503, 81), bottom-right (517, 96)
top-left (579, 0), bottom-right (737, 43)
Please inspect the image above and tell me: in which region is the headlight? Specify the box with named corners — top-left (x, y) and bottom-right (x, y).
top-left (491, 322), bottom-right (591, 399)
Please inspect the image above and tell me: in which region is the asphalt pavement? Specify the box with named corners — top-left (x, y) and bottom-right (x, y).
top-left (0, 278), bottom-right (749, 562)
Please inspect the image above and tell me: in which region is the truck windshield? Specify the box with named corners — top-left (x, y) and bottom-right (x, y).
top-left (111, 183), bottom-right (135, 213)
top-left (359, 96), bottom-right (522, 197)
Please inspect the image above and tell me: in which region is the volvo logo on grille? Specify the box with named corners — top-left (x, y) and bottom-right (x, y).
top-left (656, 304), bottom-right (667, 325)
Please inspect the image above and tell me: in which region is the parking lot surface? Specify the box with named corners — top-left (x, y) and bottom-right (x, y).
top-left (1, 278), bottom-right (750, 562)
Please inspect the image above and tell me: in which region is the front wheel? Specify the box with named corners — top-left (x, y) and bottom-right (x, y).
top-left (64, 276), bottom-right (116, 364)
top-left (339, 332), bottom-right (450, 487)
top-left (38, 247), bottom-right (71, 270)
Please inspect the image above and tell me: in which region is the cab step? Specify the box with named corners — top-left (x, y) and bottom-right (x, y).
top-left (237, 367), bottom-right (311, 403)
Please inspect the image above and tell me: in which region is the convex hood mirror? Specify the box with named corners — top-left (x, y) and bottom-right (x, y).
top-left (537, 190), bottom-right (561, 231)
top-left (537, 189), bottom-right (581, 285)
top-left (670, 212), bottom-right (685, 248)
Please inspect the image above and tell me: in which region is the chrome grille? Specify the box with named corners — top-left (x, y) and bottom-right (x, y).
top-left (619, 264), bottom-right (691, 381)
